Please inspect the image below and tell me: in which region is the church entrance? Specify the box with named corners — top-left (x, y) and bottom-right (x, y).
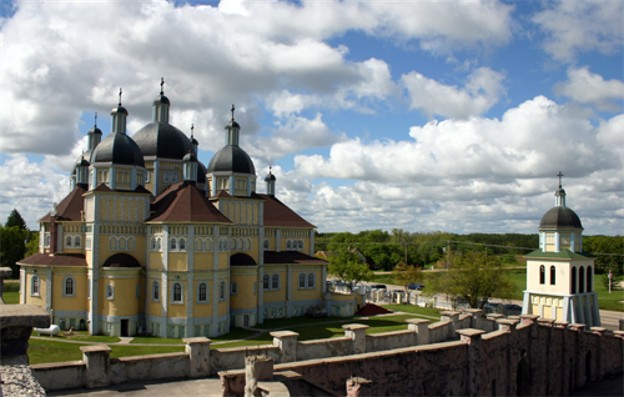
top-left (121, 319), bottom-right (129, 337)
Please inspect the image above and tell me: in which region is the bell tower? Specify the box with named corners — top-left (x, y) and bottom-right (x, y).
top-left (522, 172), bottom-right (600, 326)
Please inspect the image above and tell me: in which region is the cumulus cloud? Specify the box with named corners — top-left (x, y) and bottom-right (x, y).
top-left (533, 0), bottom-right (624, 62)
top-left (402, 67), bottom-right (505, 119)
top-left (556, 67), bottom-right (624, 111)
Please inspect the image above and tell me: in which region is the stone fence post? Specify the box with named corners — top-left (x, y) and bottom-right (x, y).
top-left (457, 328), bottom-right (486, 396)
top-left (80, 344), bottom-right (111, 389)
top-left (183, 337), bottom-right (211, 378)
top-left (343, 324), bottom-right (369, 354)
top-left (271, 331), bottom-right (299, 363)
top-left (406, 318), bottom-right (431, 345)
top-left (496, 318), bottom-right (519, 333)
top-left (244, 355), bottom-right (273, 397)
top-left (441, 311), bottom-right (460, 337)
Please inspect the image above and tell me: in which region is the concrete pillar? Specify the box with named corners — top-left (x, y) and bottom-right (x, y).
top-left (184, 337), bottom-right (211, 378)
top-left (80, 345), bottom-right (111, 389)
top-left (271, 330), bottom-right (299, 363)
top-left (568, 323), bottom-right (586, 333)
top-left (457, 329), bottom-right (486, 396)
top-left (441, 311), bottom-right (460, 337)
top-left (343, 324), bottom-right (369, 354)
top-left (244, 355), bottom-right (273, 397)
top-left (406, 318), bottom-right (431, 345)
top-left (496, 318), bottom-right (519, 333)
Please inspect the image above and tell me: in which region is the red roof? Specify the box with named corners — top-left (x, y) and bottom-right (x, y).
top-left (264, 251), bottom-right (327, 265)
top-left (39, 185), bottom-right (87, 222)
top-left (258, 194), bottom-right (315, 228)
top-left (148, 182), bottom-right (232, 223)
top-left (18, 253), bottom-right (86, 267)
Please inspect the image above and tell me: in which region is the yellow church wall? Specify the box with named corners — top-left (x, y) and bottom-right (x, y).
top-left (168, 301), bottom-right (187, 318)
top-left (263, 266), bottom-right (286, 304)
top-left (23, 271), bottom-right (46, 307)
top-left (99, 273), bottom-right (141, 317)
top-left (230, 269), bottom-right (257, 310)
top-left (52, 270), bottom-right (87, 312)
top-left (193, 252), bottom-right (213, 271)
top-left (291, 267), bottom-right (322, 301)
top-left (168, 252), bottom-right (188, 271)
top-left (148, 252), bottom-right (164, 270)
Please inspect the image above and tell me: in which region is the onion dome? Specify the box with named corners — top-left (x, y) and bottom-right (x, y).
top-left (207, 145), bottom-right (255, 174)
top-left (265, 166), bottom-right (276, 196)
top-left (539, 171), bottom-right (583, 230)
top-left (206, 105), bottom-right (255, 175)
top-left (91, 132), bottom-right (145, 167)
top-left (133, 122), bottom-right (192, 159)
top-left (539, 207), bottom-right (583, 229)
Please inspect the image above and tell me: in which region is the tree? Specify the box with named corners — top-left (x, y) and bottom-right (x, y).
top-left (393, 261), bottom-right (421, 291)
top-left (328, 249), bottom-right (373, 288)
top-left (0, 226), bottom-right (29, 279)
top-left (5, 209), bottom-right (27, 230)
top-left (431, 250), bottom-right (513, 309)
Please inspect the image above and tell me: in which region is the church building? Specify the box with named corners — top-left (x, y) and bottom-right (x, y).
top-left (522, 173), bottom-right (600, 326)
top-left (17, 81), bottom-right (353, 338)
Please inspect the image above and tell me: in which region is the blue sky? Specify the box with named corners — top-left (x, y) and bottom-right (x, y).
top-left (0, 0), bottom-right (622, 235)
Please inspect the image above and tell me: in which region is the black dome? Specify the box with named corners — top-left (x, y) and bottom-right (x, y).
top-left (264, 172), bottom-right (276, 182)
top-left (539, 206), bottom-right (583, 229)
top-left (153, 94), bottom-right (170, 106)
top-left (91, 133), bottom-right (145, 167)
top-left (207, 145), bottom-right (255, 174)
top-left (133, 122), bottom-right (192, 159)
top-left (197, 162), bottom-right (207, 184)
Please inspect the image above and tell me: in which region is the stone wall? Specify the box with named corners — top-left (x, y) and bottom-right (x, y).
top-left (29, 311), bottom-right (624, 395)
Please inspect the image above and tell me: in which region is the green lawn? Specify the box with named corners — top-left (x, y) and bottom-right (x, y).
top-left (129, 336), bottom-right (183, 345)
top-left (2, 280), bottom-right (20, 304)
top-left (381, 304), bottom-right (441, 319)
top-left (28, 338), bottom-right (185, 365)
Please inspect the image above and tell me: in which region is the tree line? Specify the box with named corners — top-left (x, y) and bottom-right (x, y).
top-left (0, 209), bottom-right (39, 279)
top-left (316, 229), bottom-right (623, 275)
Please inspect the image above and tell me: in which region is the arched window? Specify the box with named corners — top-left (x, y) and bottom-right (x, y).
top-left (119, 237), bottom-right (127, 250)
top-left (65, 235), bottom-right (72, 247)
top-left (206, 238), bottom-right (213, 252)
top-left (64, 277), bottom-right (75, 296)
top-left (179, 238), bottom-right (186, 251)
top-left (299, 273), bottom-right (306, 288)
top-left (169, 237), bottom-right (177, 251)
top-left (198, 283), bottom-right (207, 302)
top-left (263, 275), bottom-right (270, 290)
top-left (298, 240), bottom-right (304, 250)
top-left (586, 266), bottom-right (592, 292)
top-left (153, 281), bottom-right (160, 301)
top-left (571, 267), bottom-right (577, 294)
top-left (106, 284), bottom-right (114, 299)
top-left (579, 267), bottom-right (585, 293)
top-left (245, 239), bottom-right (251, 250)
top-left (264, 240), bottom-right (269, 250)
top-left (287, 240), bottom-right (292, 250)
top-left (539, 265), bottom-right (545, 284)
top-left (272, 274), bottom-right (279, 290)
top-left (231, 282), bottom-right (238, 295)
top-left (74, 236), bottom-right (81, 247)
top-left (307, 273), bottom-right (315, 288)
top-left (31, 275), bottom-right (40, 296)
top-left (194, 238), bottom-right (203, 252)
top-left (172, 282), bottom-right (183, 303)
top-left (550, 266), bottom-right (556, 285)
top-left (151, 237), bottom-right (157, 251)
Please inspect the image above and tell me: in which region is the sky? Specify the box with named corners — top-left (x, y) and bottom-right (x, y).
top-left (0, 0), bottom-right (622, 236)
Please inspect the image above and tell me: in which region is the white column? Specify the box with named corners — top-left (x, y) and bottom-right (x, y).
top-left (554, 232), bottom-right (560, 253)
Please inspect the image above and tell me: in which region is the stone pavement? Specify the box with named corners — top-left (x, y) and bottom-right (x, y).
top-left (48, 377), bottom-right (225, 397)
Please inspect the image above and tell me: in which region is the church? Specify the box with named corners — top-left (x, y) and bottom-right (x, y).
top-left (18, 81), bottom-right (356, 338)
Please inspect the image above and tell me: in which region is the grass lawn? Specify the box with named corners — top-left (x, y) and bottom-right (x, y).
top-left (28, 338), bottom-right (185, 365)
top-left (129, 336), bottom-right (183, 345)
top-left (381, 304), bottom-right (441, 319)
top-left (2, 280), bottom-right (19, 304)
